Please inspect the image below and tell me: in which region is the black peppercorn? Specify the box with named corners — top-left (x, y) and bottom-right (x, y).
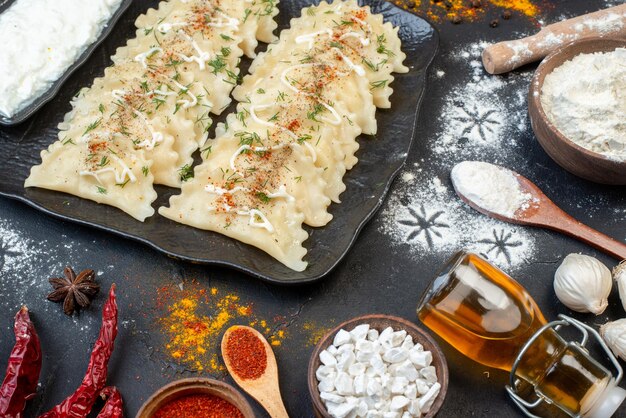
top-left (490, 19), bottom-right (499, 28)
top-left (502, 10), bottom-right (512, 20)
top-left (451, 15), bottom-right (462, 24)
top-left (408, 1), bottom-right (416, 7)
top-left (471, 0), bottom-right (481, 8)
top-left (444, 1), bottom-right (453, 9)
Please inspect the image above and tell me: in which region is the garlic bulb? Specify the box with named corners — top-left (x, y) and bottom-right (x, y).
top-left (553, 253), bottom-right (612, 315)
top-left (614, 261), bottom-right (626, 313)
top-left (601, 319), bottom-right (626, 361)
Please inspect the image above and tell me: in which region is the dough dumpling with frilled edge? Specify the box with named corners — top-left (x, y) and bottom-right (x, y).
top-left (25, 133), bottom-right (156, 222)
top-left (159, 165), bottom-right (308, 272)
top-left (123, 2), bottom-right (245, 116)
top-left (238, 0), bottom-right (281, 57)
top-left (202, 115), bottom-right (333, 227)
top-left (238, 0), bottom-right (408, 109)
top-left (231, 87), bottom-right (363, 203)
top-left (61, 80), bottom-right (183, 188)
top-left (235, 57), bottom-right (378, 135)
top-left (133, 0), bottom-right (279, 59)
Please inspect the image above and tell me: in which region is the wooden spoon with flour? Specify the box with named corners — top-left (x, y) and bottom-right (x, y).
top-left (450, 161), bottom-right (626, 260)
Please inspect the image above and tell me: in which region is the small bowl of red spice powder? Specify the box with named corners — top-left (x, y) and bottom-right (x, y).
top-left (136, 378), bottom-right (254, 418)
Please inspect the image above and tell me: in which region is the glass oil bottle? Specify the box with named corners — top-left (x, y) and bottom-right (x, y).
top-left (417, 251), bottom-right (625, 418)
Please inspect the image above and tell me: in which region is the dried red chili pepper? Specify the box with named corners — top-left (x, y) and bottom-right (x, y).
top-left (39, 284), bottom-right (118, 418)
top-left (0, 306), bottom-right (42, 417)
top-left (95, 387), bottom-right (123, 418)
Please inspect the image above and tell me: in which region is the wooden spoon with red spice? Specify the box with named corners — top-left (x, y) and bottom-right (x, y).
top-left (221, 325), bottom-right (289, 418)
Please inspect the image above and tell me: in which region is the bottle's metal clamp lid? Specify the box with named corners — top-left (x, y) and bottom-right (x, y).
top-left (506, 315), bottom-right (624, 418)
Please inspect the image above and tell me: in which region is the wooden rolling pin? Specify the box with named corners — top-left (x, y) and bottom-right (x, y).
top-left (482, 4), bottom-right (626, 74)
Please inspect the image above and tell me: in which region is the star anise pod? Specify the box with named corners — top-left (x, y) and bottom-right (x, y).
top-left (47, 266), bottom-right (100, 315)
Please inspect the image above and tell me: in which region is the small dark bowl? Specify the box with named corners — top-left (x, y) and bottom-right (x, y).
top-left (308, 314), bottom-right (448, 418)
top-left (135, 378), bottom-right (255, 418)
top-left (528, 37), bottom-right (626, 185)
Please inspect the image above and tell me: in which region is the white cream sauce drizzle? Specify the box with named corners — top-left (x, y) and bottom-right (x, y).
top-left (234, 106), bottom-right (320, 165)
top-left (80, 154), bottom-right (137, 185)
top-left (331, 47), bottom-right (366, 76)
top-left (208, 205), bottom-right (275, 233)
top-left (249, 104), bottom-right (318, 162)
top-left (134, 47), bottom-right (163, 69)
top-left (133, 110), bottom-right (164, 150)
top-left (339, 31), bottom-right (370, 46)
top-left (294, 29), bottom-right (370, 50)
top-left (157, 22), bottom-right (188, 33)
top-left (205, 182), bottom-right (295, 201)
top-left (111, 89), bottom-right (128, 101)
top-left (204, 184), bottom-right (249, 195)
top-left (279, 64), bottom-right (342, 128)
top-left (267, 185), bottom-right (295, 202)
top-left (245, 209), bottom-right (274, 232)
top-left (207, 11), bottom-right (239, 28)
top-left (176, 30), bottom-right (212, 70)
top-left (352, 16), bottom-right (372, 32)
top-left (171, 80), bottom-right (198, 109)
top-left (78, 130), bottom-right (122, 144)
top-left (149, 87), bottom-right (176, 97)
top-left (295, 29), bottom-right (333, 49)
top-left (229, 143), bottom-right (285, 172)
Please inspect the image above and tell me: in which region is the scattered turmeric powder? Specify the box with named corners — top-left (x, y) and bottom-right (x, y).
top-left (156, 282), bottom-right (287, 373)
top-left (392, 0), bottom-right (542, 23)
top-left (302, 321), bottom-right (334, 347)
top-left (155, 281), bottom-right (338, 373)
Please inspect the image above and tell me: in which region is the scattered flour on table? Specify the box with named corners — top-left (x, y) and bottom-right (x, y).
top-left (433, 42), bottom-right (532, 156)
top-left (0, 217), bottom-right (111, 314)
top-left (379, 42), bottom-right (538, 269)
top-left (0, 216), bottom-right (107, 337)
top-left (381, 170), bottom-right (536, 267)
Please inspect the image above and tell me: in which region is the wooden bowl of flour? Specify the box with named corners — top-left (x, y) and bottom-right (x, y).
top-left (528, 37), bottom-right (626, 185)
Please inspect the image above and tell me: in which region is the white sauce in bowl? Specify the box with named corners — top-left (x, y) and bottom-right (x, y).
top-left (0, 0), bottom-right (124, 118)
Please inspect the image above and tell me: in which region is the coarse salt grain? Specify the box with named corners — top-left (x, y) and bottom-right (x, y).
top-left (317, 325), bottom-right (440, 417)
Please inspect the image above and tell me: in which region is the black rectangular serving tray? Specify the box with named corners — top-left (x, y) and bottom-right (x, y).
top-left (0, 0), bottom-right (438, 284)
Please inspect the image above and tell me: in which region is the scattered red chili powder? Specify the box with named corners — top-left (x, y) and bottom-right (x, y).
top-left (153, 394), bottom-right (244, 418)
top-left (225, 328), bottom-right (267, 380)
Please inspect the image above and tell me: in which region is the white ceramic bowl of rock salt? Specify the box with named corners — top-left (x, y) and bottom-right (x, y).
top-left (308, 314), bottom-right (448, 418)
top-left (529, 37), bottom-right (626, 185)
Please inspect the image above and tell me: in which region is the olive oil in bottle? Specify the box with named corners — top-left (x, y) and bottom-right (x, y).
top-left (418, 252), bottom-right (625, 418)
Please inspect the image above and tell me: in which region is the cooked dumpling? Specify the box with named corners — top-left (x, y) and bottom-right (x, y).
top-left (228, 86), bottom-right (363, 203)
top-left (161, 0), bottom-right (407, 270)
top-left (235, 0), bottom-right (408, 109)
top-left (26, 0), bottom-right (279, 217)
top-left (203, 117), bottom-right (333, 227)
top-left (25, 132), bottom-right (157, 222)
top-left (159, 165), bottom-right (309, 272)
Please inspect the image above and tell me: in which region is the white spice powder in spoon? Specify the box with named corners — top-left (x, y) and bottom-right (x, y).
top-left (451, 161), bottom-right (532, 218)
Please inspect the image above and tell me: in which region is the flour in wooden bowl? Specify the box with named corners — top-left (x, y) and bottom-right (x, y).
top-left (540, 48), bottom-right (626, 161)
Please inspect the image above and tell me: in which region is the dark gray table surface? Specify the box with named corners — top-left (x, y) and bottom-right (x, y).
top-left (0, 0), bottom-right (625, 417)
